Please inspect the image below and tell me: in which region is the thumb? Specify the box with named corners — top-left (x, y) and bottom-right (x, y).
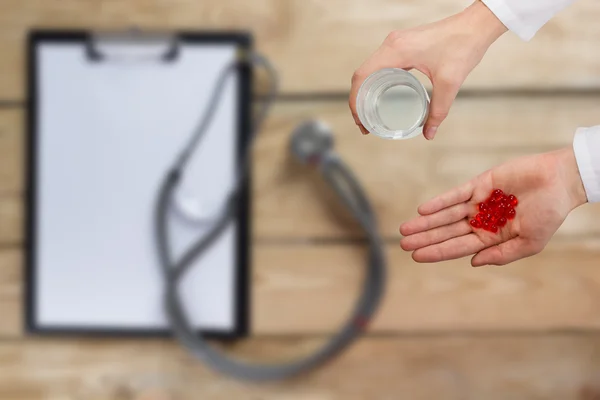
top-left (423, 77), bottom-right (460, 140)
top-left (471, 237), bottom-right (538, 267)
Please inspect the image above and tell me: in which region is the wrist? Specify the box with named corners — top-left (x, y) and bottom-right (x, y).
top-left (555, 146), bottom-right (588, 209)
top-left (461, 0), bottom-right (508, 47)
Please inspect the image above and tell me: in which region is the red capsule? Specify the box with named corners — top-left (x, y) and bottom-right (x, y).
top-left (492, 189), bottom-right (504, 201)
top-left (471, 189), bottom-right (518, 233)
top-left (507, 208), bottom-right (516, 220)
top-left (488, 213), bottom-right (502, 224)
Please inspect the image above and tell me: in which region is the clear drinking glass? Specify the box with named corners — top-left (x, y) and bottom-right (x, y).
top-left (356, 68), bottom-right (430, 140)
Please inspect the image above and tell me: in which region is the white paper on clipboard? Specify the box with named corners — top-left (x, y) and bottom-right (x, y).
top-left (26, 31), bottom-right (251, 337)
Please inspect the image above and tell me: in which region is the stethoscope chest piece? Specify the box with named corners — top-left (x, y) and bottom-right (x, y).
top-left (290, 120), bottom-right (335, 165)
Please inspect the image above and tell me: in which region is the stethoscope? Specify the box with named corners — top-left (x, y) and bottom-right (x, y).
top-left (154, 51), bottom-right (387, 382)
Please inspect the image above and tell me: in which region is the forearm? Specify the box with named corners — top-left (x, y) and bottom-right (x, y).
top-left (462, 1), bottom-right (508, 46)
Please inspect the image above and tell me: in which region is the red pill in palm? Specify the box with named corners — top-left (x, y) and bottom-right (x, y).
top-left (470, 189), bottom-right (518, 233)
top-left (506, 208), bottom-right (516, 220)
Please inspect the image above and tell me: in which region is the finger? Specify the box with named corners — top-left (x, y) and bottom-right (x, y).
top-left (400, 203), bottom-right (470, 236)
top-left (422, 75), bottom-right (461, 140)
top-left (412, 233), bottom-right (486, 263)
top-left (417, 181), bottom-right (474, 216)
top-left (400, 220), bottom-right (471, 251)
top-left (471, 238), bottom-right (538, 267)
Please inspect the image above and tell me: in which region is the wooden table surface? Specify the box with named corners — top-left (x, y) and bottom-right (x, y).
top-left (1, 1), bottom-right (600, 399)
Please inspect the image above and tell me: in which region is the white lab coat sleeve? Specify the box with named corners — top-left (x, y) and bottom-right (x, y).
top-left (573, 126), bottom-right (600, 203)
top-left (480, 0), bottom-right (578, 41)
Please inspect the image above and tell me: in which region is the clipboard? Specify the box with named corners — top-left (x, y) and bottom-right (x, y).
top-left (24, 29), bottom-right (253, 339)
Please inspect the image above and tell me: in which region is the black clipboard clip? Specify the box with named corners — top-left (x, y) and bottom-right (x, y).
top-left (86, 27), bottom-right (179, 63)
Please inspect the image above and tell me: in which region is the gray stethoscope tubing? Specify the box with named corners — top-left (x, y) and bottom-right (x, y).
top-left (154, 52), bottom-right (387, 382)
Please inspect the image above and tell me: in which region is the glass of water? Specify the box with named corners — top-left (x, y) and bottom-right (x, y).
top-left (356, 68), bottom-right (430, 140)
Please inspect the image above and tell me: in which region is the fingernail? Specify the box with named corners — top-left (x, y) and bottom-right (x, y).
top-left (425, 126), bottom-right (437, 140)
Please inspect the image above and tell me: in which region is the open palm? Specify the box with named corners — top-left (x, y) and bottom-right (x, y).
top-left (399, 147), bottom-right (588, 266)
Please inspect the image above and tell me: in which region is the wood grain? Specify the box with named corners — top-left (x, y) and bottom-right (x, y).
top-left (0, 250), bottom-right (21, 338)
top-left (3, 238), bottom-right (600, 337)
top-left (4, 97), bottom-right (600, 241)
top-left (4, 3), bottom-right (600, 396)
top-left (253, 239), bottom-right (600, 334)
top-left (1, 0), bottom-right (600, 98)
top-left (0, 196), bottom-right (21, 245)
top-left (254, 97), bottom-right (600, 238)
top-left (0, 110), bottom-right (22, 195)
top-left (1, 334), bottom-right (600, 399)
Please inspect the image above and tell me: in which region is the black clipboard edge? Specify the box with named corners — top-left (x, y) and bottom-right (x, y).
top-left (24, 29), bottom-right (253, 341)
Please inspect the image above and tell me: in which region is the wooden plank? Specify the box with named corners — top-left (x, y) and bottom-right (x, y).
top-left (1, 334), bottom-right (600, 399)
top-left (254, 96), bottom-right (600, 238)
top-left (3, 96), bottom-right (600, 241)
top-left (0, 250), bottom-right (21, 338)
top-left (0, 197), bottom-right (21, 245)
top-left (0, 110), bottom-right (22, 195)
top-left (0, 109), bottom-right (24, 245)
top-left (3, 239), bottom-right (600, 337)
top-left (433, 96), bottom-right (600, 149)
top-left (254, 240), bottom-right (600, 334)
top-left (1, 0), bottom-right (600, 97)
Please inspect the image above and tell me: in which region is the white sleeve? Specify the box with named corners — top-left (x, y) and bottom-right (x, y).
top-left (573, 126), bottom-right (600, 203)
top-left (480, 0), bottom-right (578, 41)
